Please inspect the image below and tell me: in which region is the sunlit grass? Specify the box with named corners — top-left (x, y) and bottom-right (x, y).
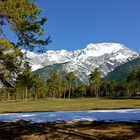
top-left (0, 98), bottom-right (140, 113)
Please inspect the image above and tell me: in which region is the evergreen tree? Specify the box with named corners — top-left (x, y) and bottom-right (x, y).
top-left (126, 69), bottom-right (138, 96)
top-left (15, 63), bottom-right (34, 89)
top-left (0, 0), bottom-right (51, 51)
top-left (15, 63), bottom-right (45, 101)
top-left (77, 83), bottom-right (86, 98)
top-left (0, 0), bottom-right (51, 87)
top-left (56, 72), bottom-right (62, 98)
top-left (89, 68), bottom-right (101, 98)
top-left (66, 72), bottom-right (76, 99)
top-left (48, 72), bottom-right (62, 98)
top-left (0, 39), bottom-right (22, 87)
top-left (62, 79), bottom-right (68, 99)
top-left (136, 68), bottom-right (140, 81)
top-left (100, 81), bottom-right (109, 97)
top-left (123, 82), bottom-right (131, 97)
top-left (109, 80), bottom-right (117, 97)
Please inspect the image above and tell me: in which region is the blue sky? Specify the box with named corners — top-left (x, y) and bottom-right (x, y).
top-left (35, 0), bottom-right (140, 53)
top-left (3, 0), bottom-right (140, 53)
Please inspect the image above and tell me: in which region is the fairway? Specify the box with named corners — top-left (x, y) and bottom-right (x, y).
top-left (0, 98), bottom-right (140, 113)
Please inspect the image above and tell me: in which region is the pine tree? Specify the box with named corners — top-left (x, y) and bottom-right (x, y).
top-left (78, 83), bottom-right (86, 98)
top-left (89, 68), bottom-right (101, 98)
top-left (62, 79), bottom-right (68, 99)
top-left (15, 63), bottom-right (45, 101)
top-left (48, 72), bottom-right (62, 99)
top-left (0, 39), bottom-right (22, 87)
top-left (0, 0), bottom-right (51, 51)
top-left (66, 72), bottom-right (76, 99)
top-left (126, 69), bottom-right (138, 96)
top-left (0, 0), bottom-right (51, 87)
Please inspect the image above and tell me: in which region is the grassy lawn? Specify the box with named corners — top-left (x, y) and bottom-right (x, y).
top-left (0, 98), bottom-right (140, 113)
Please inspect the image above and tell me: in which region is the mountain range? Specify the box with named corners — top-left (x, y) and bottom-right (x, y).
top-left (26, 43), bottom-right (139, 82)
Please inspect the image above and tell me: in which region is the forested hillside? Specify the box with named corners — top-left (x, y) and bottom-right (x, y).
top-left (104, 57), bottom-right (140, 82)
top-left (34, 63), bottom-right (68, 81)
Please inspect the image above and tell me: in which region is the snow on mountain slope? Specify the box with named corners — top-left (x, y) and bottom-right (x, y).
top-left (25, 43), bottom-right (139, 82)
top-left (26, 49), bottom-right (81, 71)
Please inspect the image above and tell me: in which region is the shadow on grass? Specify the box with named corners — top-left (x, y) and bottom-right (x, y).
top-left (3, 107), bottom-right (140, 114)
top-left (3, 110), bottom-right (56, 114)
top-left (109, 97), bottom-right (140, 100)
top-left (0, 120), bottom-right (140, 140)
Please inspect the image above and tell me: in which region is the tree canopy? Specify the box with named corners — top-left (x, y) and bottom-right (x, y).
top-left (89, 68), bottom-right (101, 98)
top-left (0, 38), bottom-right (22, 87)
top-left (0, 0), bottom-right (51, 51)
top-left (0, 0), bottom-right (51, 87)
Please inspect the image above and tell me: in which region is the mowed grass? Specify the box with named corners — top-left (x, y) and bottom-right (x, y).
top-left (0, 98), bottom-right (140, 113)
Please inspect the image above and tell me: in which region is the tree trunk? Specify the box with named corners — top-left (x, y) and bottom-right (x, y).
top-left (68, 83), bottom-right (71, 99)
top-left (53, 89), bottom-right (55, 99)
top-left (7, 91), bottom-right (10, 102)
top-left (25, 87), bottom-right (28, 102)
top-left (64, 91), bottom-right (66, 99)
top-left (96, 86), bottom-right (99, 98)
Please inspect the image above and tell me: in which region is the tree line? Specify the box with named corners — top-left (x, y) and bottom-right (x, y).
top-left (0, 67), bottom-right (140, 101)
top-left (46, 67), bottom-right (140, 99)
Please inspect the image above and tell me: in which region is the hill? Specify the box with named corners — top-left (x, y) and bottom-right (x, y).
top-left (104, 57), bottom-right (140, 82)
top-left (33, 63), bottom-right (81, 83)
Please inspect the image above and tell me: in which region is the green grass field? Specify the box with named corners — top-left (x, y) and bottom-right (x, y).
top-left (0, 98), bottom-right (140, 113)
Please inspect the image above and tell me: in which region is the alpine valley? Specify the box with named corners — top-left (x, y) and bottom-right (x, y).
top-left (26, 43), bottom-right (139, 83)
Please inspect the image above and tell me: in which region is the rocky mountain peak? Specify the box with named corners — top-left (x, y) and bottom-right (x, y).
top-left (25, 43), bottom-right (139, 82)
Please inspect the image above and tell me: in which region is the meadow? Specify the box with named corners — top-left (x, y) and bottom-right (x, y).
top-left (0, 98), bottom-right (140, 113)
top-left (0, 98), bottom-right (140, 140)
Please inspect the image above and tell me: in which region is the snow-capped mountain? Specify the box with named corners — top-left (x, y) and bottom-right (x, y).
top-left (25, 43), bottom-right (139, 82)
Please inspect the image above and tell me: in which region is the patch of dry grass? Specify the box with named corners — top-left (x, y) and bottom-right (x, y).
top-left (0, 98), bottom-right (140, 113)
